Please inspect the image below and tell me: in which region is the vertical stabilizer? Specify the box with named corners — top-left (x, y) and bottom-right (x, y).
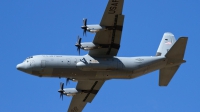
top-left (156, 32), bottom-right (176, 56)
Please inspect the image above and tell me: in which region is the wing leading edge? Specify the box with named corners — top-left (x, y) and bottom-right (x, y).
top-left (89, 0), bottom-right (124, 57)
top-left (68, 80), bottom-right (105, 112)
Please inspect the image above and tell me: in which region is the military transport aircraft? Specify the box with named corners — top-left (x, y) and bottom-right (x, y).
top-left (16, 0), bottom-right (188, 112)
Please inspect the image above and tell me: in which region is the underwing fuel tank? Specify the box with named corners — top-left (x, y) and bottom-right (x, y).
top-left (76, 61), bottom-right (117, 71)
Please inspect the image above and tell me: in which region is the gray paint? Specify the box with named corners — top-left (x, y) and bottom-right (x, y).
top-left (17, 54), bottom-right (166, 80)
top-left (156, 32), bottom-right (176, 56)
top-left (15, 0), bottom-right (188, 111)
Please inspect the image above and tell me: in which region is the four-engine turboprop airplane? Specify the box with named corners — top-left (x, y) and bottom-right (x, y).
top-left (16, 0), bottom-right (188, 112)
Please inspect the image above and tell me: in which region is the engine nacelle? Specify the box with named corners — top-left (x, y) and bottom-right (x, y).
top-left (66, 93), bottom-right (77, 96)
top-left (80, 42), bottom-right (100, 51)
top-left (86, 25), bottom-right (105, 33)
top-left (63, 88), bottom-right (79, 96)
top-left (89, 29), bottom-right (100, 33)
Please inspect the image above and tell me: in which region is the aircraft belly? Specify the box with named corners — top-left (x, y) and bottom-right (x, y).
top-left (40, 68), bottom-right (53, 77)
top-left (51, 68), bottom-right (97, 79)
top-left (32, 68), bottom-right (53, 77)
top-left (95, 71), bottom-right (132, 79)
top-left (50, 68), bottom-right (132, 80)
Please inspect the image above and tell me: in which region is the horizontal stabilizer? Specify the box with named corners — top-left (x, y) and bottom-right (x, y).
top-left (165, 37), bottom-right (188, 60)
top-left (159, 37), bottom-right (188, 86)
top-left (159, 65), bottom-right (180, 86)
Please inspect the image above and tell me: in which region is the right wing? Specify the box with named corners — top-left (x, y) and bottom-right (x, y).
top-left (67, 80), bottom-right (105, 112)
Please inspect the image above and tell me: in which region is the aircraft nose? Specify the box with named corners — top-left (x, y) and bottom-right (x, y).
top-left (16, 63), bottom-right (25, 71)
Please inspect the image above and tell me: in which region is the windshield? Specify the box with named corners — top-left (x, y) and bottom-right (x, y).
top-left (23, 56), bottom-right (33, 62)
top-left (26, 56), bottom-right (33, 59)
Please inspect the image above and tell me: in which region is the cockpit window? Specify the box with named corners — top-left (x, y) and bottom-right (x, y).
top-left (24, 56), bottom-right (33, 62)
top-left (26, 56), bottom-right (33, 59)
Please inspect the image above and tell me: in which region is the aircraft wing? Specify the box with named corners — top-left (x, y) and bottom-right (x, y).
top-left (67, 80), bottom-right (105, 112)
top-left (89, 0), bottom-right (125, 57)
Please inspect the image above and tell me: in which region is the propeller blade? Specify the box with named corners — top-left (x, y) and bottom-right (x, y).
top-left (83, 19), bottom-right (85, 26)
top-left (60, 93), bottom-right (63, 100)
top-left (78, 37), bottom-right (82, 45)
top-left (77, 47), bottom-right (79, 51)
top-left (66, 78), bottom-right (70, 86)
top-left (78, 48), bottom-right (80, 55)
top-left (60, 82), bottom-right (64, 90)
top-left (75, 36), bottom-right (82, 55)
top-left (83, 29), bottom-right (87, 36)
top-left (82, 18), bottom-right (87, 36)
top-left (83, 18), bottom-right (87, 26)
top-left (58, 82), bottom-right (64, 100)
top-left (85, 19), bottom-right (87, 26)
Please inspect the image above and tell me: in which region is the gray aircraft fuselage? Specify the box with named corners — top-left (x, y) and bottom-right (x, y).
top-left (17, 55), bottom-right (167, 80)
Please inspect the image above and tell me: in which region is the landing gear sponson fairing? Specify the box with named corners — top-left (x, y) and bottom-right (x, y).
top-left (16, 0), bottom-right (188, 112)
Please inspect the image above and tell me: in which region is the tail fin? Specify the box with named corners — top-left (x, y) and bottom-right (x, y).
top-left (156, 32), bottom-right (176, 56)
top-left (159, 37), bottom-right (188, 86)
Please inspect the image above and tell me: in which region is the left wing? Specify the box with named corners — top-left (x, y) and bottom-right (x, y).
top-left (67, 80), bottom-right (105, 112)
top-left (89, 0), bottom-right (124, 57)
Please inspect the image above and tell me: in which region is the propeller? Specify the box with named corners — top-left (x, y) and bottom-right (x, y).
top-left (75, 36), bottom-right (82, 55)
top-left (81, 18), bottom-right (87, 36)
top-left (58, 82), bottom-right (64, 100)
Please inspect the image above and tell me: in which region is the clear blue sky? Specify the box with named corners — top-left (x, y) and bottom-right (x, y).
top-left (1, 0), bottom-right (200, 112)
